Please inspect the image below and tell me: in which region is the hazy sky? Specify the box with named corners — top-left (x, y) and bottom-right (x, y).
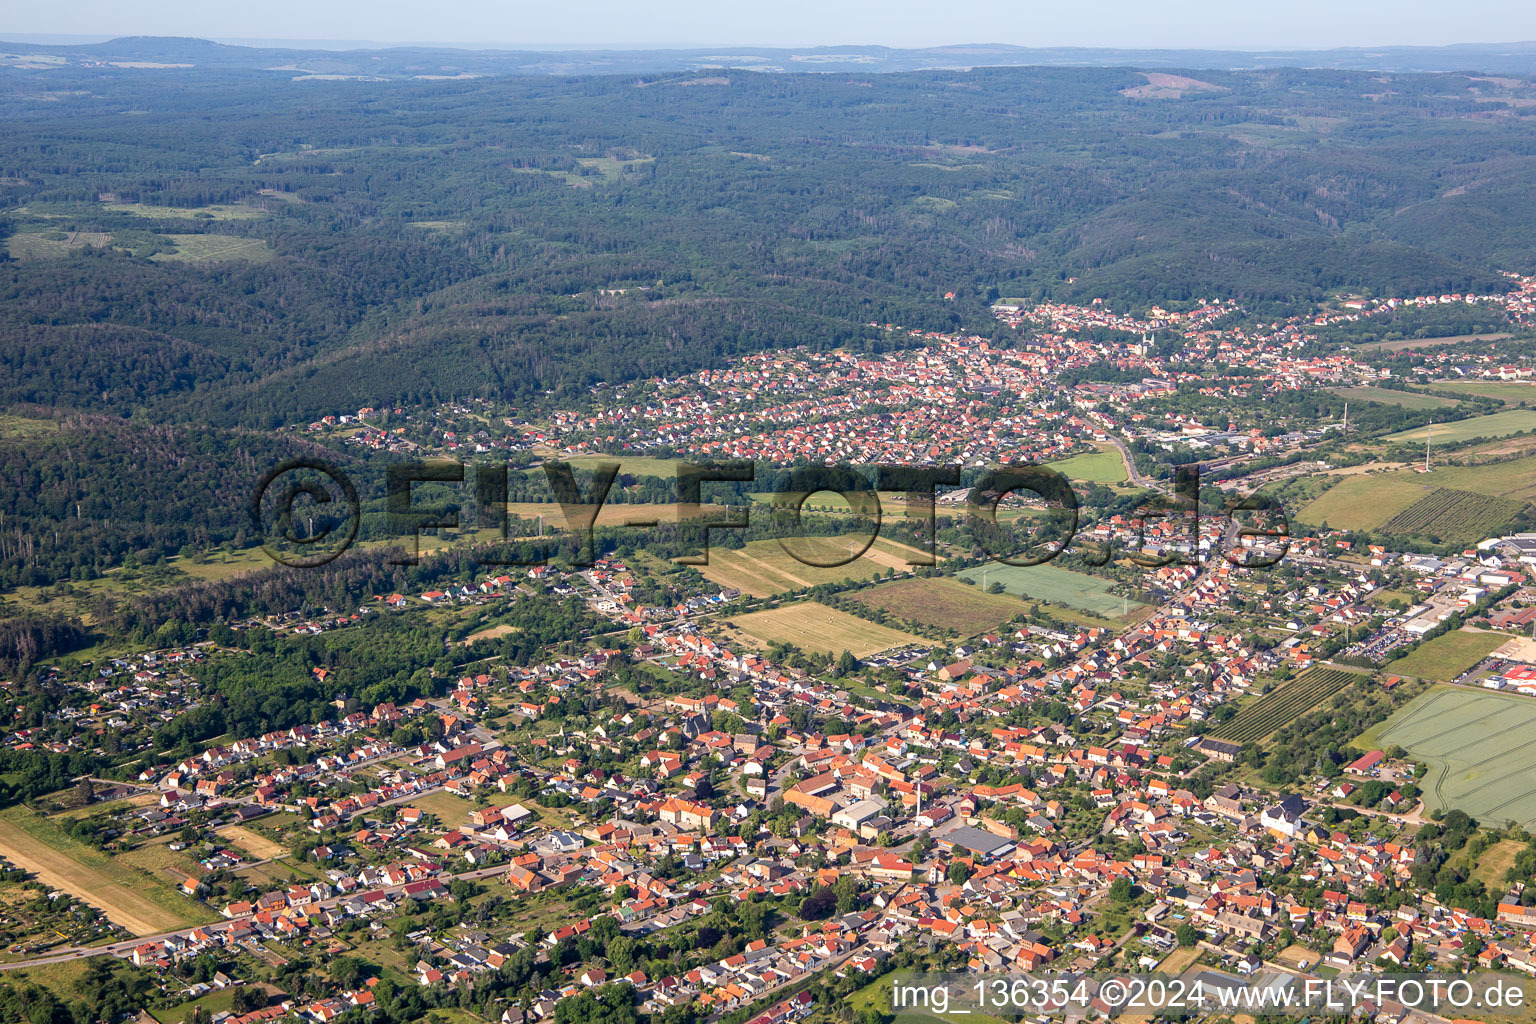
top-left (7, 0), bottom-right (1536, 51)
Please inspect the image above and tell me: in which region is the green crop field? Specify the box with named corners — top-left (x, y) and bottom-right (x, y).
top-left (1045, 443), bottom-right (1130, 484)
top-left (1386, 410), bottom-right (1536, 445)
top-left (1209, 667), bottom-right (1354, 743)
top-left (1328, 386), bottom-right (1459, 410)
top-left (1387, 629), bottom-right (1506, 681)
top-left (1373, 686), bottom-right (1536, 826)
top-left (1433, 379), bottom-right (1536, 407)
top-left (1381, 488), bottom-right (1524, 542)
top-left (955, 563), bottom-right (1142, 617)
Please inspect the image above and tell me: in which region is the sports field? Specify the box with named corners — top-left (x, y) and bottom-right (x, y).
top-left (727, 602), bottom-right (927, 657)
top-left (1387, 629), bottom-right (1505, 681)
top-left (696, 537), bottom-right (932, 598)
top-left (955, 563), bottom-right (1143, 618)
top-left (850, 576), bottom-right (1020, 635)
top-left (1045, 444), bottom-right (1129, 484)
top-left (1327, 386), bottom-right (1458, 410)
top-left (0, 806), bottom-right (217, 935)
top-left (1372, 687), bottom-right (1536, 826)
top-left (1385, 410), bottom-right (1536, 445)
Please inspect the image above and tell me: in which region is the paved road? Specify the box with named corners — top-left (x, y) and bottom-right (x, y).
top-left (1107, 437), bottom-right (1167, 493)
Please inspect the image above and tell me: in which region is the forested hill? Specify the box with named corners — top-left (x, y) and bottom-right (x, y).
top-left (2, 65), bottom-right (1536, 425)
top-left (5, 36), bottom-right (1536, 76)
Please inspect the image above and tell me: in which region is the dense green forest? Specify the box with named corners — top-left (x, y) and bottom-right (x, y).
top-left (1, 64), bottom-right (1534, 430)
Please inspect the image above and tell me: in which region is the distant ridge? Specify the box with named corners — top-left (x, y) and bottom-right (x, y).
top-left (4, 35), bottom-right (1536, 77)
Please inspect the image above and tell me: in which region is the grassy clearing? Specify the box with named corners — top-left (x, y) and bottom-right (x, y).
top-left (955, 563), bottom-right (1141, 618)
top-left (1387, 629), bottom-right (1505, 681)
top-left (849, 577), bottom-right (1020, 636)
top-left (1045, 443), bottom-right (1129, 484)
top-left (215, 824), bottom-right (288, 859)
top-left (4, 229), bottom-right (113, 259)
top-left (0, 806), bottom-right (217, 935)
top-left (1386, 409), bottom-right (1536, 444)
top-left (104, 201), bottom-right (265, 220)
top-left (726, 602), bottom-right (927, 657)
top-left (148, 990), bottom-right (238, 1024)
top-left (1473, 838), bottom-right (1526, 888)
top-left (1328, 386), bottom-right (1459, 410)
top-left (151, 234), bottom-right (273, 263)
top-left (411, 790), bottom-right (477, 826)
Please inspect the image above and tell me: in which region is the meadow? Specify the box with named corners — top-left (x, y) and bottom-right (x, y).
top-left (1386, 629), bottom-right (1506, 681)
top-left (152, 234), bottom-right (274, 263)
top-left (1433, 379), bottom-right (1536, 407)
top-left (1385, 409), bottom-right (1536, 445)
top-left (1327, 386), bottom-right (1459, 410)
top-left (1044, 443), bottom-right (1130, 484)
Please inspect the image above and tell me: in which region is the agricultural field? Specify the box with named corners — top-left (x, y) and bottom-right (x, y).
top-left (1357, 332), bottom-right (1511, 353)
top-left (0, 806), bottom-right (218, 935)
top-left (1044, 443), bottom-right (1130, 484)
top-left (726, 602), bottom-right (927, 657)
top-left (1380, 488), bottom-right (1524, 542)
top-left (1296, 453), bottom-right (1536, 533)
top-left (1327, 386), bottom-right (1459, 410)
top-left (954, 563), bottom-right (1143, 618)
top-left (1372, 686), bottom-right (1536, 826)
top-left (1386, 628), bottom-right (1506, 681)
top-left (1296, 474), bottom-right (1438, 531)
top-left (151, 233), bottom-right (274, 263)
top-left (1434, 379), bottom-right (1536, 407)
top-left (1208, 667), bottom-right (1355, 743)
top-left (1385, 409), bottom-right (1536, 445)
top-left (695, 537), bottom-right (929, 598)
top-left (849, 576), bottom-right (1021, 635)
